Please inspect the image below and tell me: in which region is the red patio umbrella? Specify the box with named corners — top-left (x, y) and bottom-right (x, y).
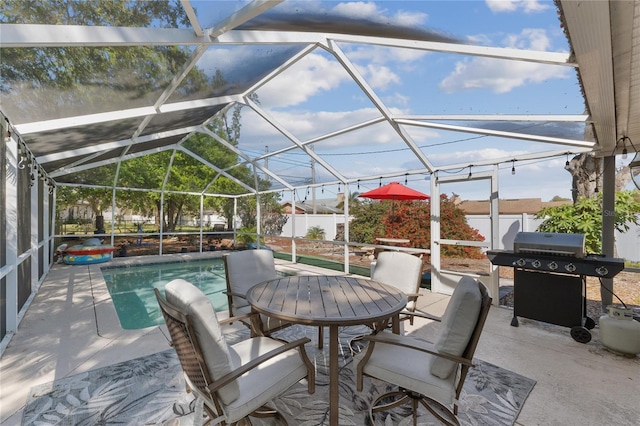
top-left (359, 181), bottom-right (430, 201)
top-left (359, 182), bottom-right (430, 226)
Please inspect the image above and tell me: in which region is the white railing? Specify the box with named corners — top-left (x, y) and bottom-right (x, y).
top-left (280, 213), bottom-right (640, 262)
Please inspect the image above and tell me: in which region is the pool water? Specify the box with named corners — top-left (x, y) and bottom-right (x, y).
top-left (101, 259), bottom-right (229, 330)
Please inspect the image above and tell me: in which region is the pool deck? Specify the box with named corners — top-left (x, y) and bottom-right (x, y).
top-left (1, 252), bottom-right (639, 425)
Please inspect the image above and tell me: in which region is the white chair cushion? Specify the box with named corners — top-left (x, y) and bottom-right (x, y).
top-left (355, 332), bottom-right (457, 405)
top-left (164, 279), bottom-right (240, 404)
top-left (430, 276), bottom-right (482, 379)
top-left (225, 250), bottom-right (277, 310)
top-left (224, 337), bottom-right (310, 421)
top-left (372, 251), bottom-right (423, 311)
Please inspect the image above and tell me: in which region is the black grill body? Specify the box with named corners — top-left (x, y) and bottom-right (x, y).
top-left (487, 247), bottom-right (625, 343)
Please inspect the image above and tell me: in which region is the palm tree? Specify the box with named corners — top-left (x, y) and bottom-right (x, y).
top-left (336, 191), bottom-right (361, 210)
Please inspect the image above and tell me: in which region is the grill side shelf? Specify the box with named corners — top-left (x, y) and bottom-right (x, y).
top-left (486, 250), bottom-right (625, 278)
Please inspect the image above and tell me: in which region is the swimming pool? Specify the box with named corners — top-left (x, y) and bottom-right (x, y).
top-left (101, 259), bottom-right (230, 330)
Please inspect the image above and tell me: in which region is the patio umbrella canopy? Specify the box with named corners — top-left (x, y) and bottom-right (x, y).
top-left (359, 182), bottom-right (430, 233)
top-left (359, 182), bottom-right (430, 201)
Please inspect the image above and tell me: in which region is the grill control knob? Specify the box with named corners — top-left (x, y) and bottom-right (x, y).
top-left (532, 260), bottom-right (541, 268)
top-left (515, 258), bottom-right (526, 267)
top-left (548, 261), bottom-right (558, 271)
top-left (565, 263), bottom-right (576, 273)
top-left (596, 266), bottom-right (609, 276)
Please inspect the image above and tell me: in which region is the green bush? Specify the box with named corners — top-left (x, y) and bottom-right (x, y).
top-left (349, 194), bottom-right (485, 258)
top-left (236, 226), bottom-right (259, 246)
top-left (535, 191), bottom-right (640, 254)
top-left (305, 226), bottom-right (326, 240)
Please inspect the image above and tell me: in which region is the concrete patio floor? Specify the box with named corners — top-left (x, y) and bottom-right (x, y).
top-left (1, 252), bottom-right (638, 425)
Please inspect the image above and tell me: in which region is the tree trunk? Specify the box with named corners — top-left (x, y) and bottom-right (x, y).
top-left (568, 153), bottom-right (637, 202)
top-left (568, 154), bottom-right (601, 201)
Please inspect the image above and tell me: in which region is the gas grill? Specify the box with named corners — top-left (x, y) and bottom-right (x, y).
top-left (487, 232), bottom-right (625, 343)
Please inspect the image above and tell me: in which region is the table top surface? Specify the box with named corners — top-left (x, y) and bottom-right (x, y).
top-left (247, 275), bottom-right (407, 326)
top-left (375, 237), bottom-right (410, 244)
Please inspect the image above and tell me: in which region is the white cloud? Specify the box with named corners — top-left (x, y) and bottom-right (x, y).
top-left (382, 92), bottom-right (411, 107)
top-left (331, 2), bottom-right (428, 26)
top-left (257, 53), bottom-right (350, 108)
top-left (240, 107), bottom-right (394, 147)
top-left (361, 64), bottom-right (400, 90)
top-left (439, 29), bottom-right (571, 94)
top-left (486, 0), bottom-right (551, 14)
top-left (486, 0), bottom-right (518, 13)
top-left (432, 148), bottom-right (523, 164)
top-left (348, 45), bottom-right (427, 65)
top-left (331, 1), bottom-right (381, 19)
top-left (504, 28), bottom-right (551, 50)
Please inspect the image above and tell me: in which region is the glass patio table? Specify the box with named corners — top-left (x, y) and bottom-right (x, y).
top-left (247, 275), bottom-right (407, 426)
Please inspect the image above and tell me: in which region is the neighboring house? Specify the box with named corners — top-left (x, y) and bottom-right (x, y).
top-left (282, 194), bottom-right (572, 216)
top-left (282, 193), bottom-right (345, 214)
top-left (59, 200), bottom-right (93, 223)
top-left (191, 211), bottom-right (227, 228)
top-left (455, 196), bottom-right (571, 215)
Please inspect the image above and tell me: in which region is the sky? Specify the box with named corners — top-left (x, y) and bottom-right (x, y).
top-left (192, 0), bottom-right (633, 202)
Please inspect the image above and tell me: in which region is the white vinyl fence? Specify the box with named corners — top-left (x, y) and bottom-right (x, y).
top-left (280, 213), bottom-right (640, 261)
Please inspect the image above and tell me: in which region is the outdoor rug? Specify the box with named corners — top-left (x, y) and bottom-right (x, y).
top-left (22, 325), bottom-right (535, 425)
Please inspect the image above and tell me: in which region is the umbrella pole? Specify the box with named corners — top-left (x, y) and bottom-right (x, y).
top-left (390, 200), bottom-right (395, 237)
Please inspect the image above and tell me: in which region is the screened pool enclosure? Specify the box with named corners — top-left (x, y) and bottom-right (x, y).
top-left (2, 1), bottom-right (640, 349)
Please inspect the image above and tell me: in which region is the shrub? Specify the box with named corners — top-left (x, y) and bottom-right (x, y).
top-left (305, 226), bottom-right (326, 240)
top-left (535, 191), bottom-right (640, 254)
top-left (349, 194), bottom-right (485, 258)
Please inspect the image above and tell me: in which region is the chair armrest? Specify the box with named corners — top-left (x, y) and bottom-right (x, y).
top-left (218, 312), bottom-right (256, 326)
top-left (400, 309), bottom-right (442, 322)
top-left (223, 290), bottom-right (247, 300)
top-left (362, 333), bottom-right (473, 367)
top-left (206, 337), bottom-right (313, 393)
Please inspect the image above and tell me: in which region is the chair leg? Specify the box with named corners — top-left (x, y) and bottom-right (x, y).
top-left (369, 390), bottom-right (412, 422)
top-left (245, 404), bottom-right (288, 426)
top-left (317, 326), bottom-right (323, 349)
top-left (369, 389), bottom-right (459, 426)
top-left (417, 396), bottom-right (460, 426)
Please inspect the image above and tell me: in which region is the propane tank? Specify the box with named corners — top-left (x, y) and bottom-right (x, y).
top-left (599, 305), bottom-right (640, 356)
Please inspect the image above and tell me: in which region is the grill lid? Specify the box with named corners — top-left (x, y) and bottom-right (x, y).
top-left (513, 232), bottom-right (586, 258)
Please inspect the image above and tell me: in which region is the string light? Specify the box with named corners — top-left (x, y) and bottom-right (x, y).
top-left (617, 136), bottom-right (631, 159)
top-left (625, 136), bottom-right (640, 190)
top-left (357, 180), bottom-right (360, 190)
top-left (511, 160), bottom-right (516, 175)
top-left (564, 153), bottom-right (571, 170)
top-left (404, 173), bottom-right (408, 185)
top-left (467, 165), bottom-right (472, 179)
top-left (29, 162), bottom-right (36, 187)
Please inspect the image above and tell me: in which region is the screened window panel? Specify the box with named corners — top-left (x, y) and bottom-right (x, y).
top-left (169, 45), bottom-right (306, 103)
top-left (25, 117), bottom-right (145, 158)
top-left (2, 45), bottom-right (195, 125)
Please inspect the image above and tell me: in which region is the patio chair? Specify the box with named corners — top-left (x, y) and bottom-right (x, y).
top-left (371, 251), bottom-right (424, 326)
top-left (355, 276), bottom-right (491, 425)
top-left (155, 279), bottom-right (315, 426)
top-left (349, 251), bottom-right (424, 354)
top-left (223, 250), bottom-right (324, 348)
